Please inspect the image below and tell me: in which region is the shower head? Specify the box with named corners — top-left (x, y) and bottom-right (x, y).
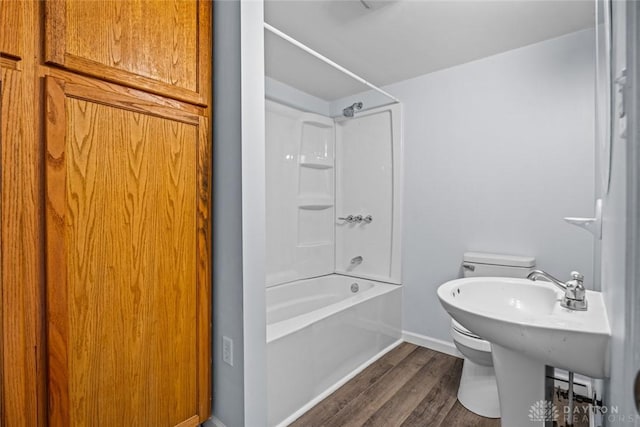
top-left (342, 102), bottom-right (363, 118)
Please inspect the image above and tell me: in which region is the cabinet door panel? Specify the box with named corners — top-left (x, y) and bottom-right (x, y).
top-left (1, 59), bottom-right (39, 427)
top-left (2, 5), bottom-right (43, 426)
top-left (0, 1), bottom-right (22, 58)
top-left (45, 0), bottom-right (211, 106)
top-left (45, 75), bottom-right (210, 427)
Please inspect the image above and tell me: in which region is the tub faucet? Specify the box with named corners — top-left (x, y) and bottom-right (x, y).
top-left (351, 256), bottom-right (363, 265)
top-left (527, 270), bottom-right (587, 311)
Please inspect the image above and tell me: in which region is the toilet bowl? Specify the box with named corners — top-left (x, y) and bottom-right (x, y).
top-left (450, 319), bottom-right (500, 418)
top-left (449, 252), bottom-right (536, 419)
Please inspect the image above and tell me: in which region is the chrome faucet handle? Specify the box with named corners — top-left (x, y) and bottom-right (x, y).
top-left (363, 215), bottom-right (373, 223)
top-left (562, 270), bottom-right (588, 311)
top-left (570, 271), bottom-right (584, 283)
top-left (353, 215), bottom-right (363, 223)
top-left (338, 215), bottom-right (355, 223)
top-left (567, 271), bottom-right (586, 299)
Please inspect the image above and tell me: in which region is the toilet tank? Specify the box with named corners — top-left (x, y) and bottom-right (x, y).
top-left (462, 252), bottom-right (536, 278)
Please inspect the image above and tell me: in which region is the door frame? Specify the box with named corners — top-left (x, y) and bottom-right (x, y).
top-left (626, 0), bottom-right (640, 423)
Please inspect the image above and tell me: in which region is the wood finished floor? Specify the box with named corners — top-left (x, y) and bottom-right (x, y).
top-left (290, 342), bottom-right (500, 427)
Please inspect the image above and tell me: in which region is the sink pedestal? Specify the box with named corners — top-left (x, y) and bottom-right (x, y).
top-left (492, 344), bottom-right (554, 427)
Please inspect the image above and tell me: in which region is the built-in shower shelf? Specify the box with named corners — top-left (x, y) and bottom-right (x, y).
top-left (298, 203), bottom-right (333, 210)
top-left (297, 241), bottom-right (332, 248)
top-left (300, 154), bottom-right (333, 169)
top-left (299, 161), bottom-right (333, 170)
top-left (298, 196), bottom-right (333, 210)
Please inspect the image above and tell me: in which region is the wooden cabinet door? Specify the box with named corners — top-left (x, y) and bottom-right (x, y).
top-left (1, 57), bottom-right (25, 427)
top-left (44, 74), bottom-right (210, 427)
top-left (2, 4), bottom-right (44, 427)
top-left (1, 55), bottom-right (41, 427)
top-left (0, 1), bottom-right (23, 59)
top-left (44, 0), bottom-right (211, 106)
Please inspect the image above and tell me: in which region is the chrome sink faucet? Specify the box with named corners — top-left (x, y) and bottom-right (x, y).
top-left (527, 270), bottom-right (588, 311)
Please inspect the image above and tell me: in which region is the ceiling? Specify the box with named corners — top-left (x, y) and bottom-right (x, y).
top-left (264, 0), bottom-right (595, 101)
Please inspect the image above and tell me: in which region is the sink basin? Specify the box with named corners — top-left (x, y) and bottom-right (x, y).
top-left (437, 277), bottom-right (610, 378)
top-left (438, 277), bottom-right (611, 426)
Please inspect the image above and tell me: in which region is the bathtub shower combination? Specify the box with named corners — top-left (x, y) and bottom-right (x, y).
top-left (265, 95), bottom-right (403, 426)
top-left (266, 276), bottom-right (401, 426)
top-left (264, 21), bottom-right (404, 426)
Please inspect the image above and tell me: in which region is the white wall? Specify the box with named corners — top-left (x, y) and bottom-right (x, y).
top-left (599, 1), bottom-right (639, 421)
top-left (387, 29), bottom-right (596, 343)
top-left (209, 3), bottom-right (268, 427)
top-left (265, 77), bottom-right (331, 116)
top-left (211, 2), bottom-right (245, 425)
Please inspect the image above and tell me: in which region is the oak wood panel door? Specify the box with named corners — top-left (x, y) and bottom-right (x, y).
top-left (1, 55), bottom-right (42, 427)
top-left (44, 0), bottom-right (211, 106)
top-left (0, 1), bottom-right (23, 59)
top-left (1, 4), bottom-right (44, 426)
top-left (44, 74), bottom-right (210, 427)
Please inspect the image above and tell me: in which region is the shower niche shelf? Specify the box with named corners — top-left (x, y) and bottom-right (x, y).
top-left (266, 100), bottom-right (336, 286)
top-left (297, 241), bottom-right (332, 248)
top-left (298, 206), bottom-right (333, 247)
top-left (300, 119), bottom-right (333, 168)
top-left (298, 204), bottom-right (333, 210)
top-left (299, 159), bottom-right (333, 169)
top-left (297, 196), bottom-right (333, 210)
top-left (300, 154), bottom-right (333, 169)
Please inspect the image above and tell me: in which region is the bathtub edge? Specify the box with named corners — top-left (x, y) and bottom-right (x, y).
top-left (267, 281), bottom-right (400, 343)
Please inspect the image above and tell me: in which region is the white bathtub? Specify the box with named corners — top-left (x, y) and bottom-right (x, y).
top-left (266, 274), bottom-right (402, 427)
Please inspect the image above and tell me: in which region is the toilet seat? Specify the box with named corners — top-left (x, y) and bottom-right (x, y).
top-left (450, 320), bottom-right (491, 354)
top-left (451, 319), bottom-right (481, 339)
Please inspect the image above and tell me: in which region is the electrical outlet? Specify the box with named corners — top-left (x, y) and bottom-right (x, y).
top-left (222, 336), bottom-right (234, 367)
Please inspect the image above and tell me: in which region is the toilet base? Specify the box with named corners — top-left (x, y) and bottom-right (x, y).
top-left (457, 358), bottom-right (501, 419)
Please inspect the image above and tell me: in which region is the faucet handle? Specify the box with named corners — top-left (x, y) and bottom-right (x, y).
top-left (570, 271), bottom-right (586, 302)
top-left (570, 271), bottom-right (584, 284)
top-left (563, 271), bottom-right (587, 310)
top-left (339, 215), bottom-right (355, 223)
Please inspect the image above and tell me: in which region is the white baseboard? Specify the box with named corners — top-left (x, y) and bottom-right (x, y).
top-left (402, 330), bottom-right (462, 358)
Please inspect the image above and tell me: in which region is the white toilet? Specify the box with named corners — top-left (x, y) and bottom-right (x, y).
top-left (450, 252), bottom-right (536, 419)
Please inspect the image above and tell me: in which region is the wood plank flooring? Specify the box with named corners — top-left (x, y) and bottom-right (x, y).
top-left (289, 342), bottom-right (591, 427)
top-left (290, 343), bottom-right (499, 427)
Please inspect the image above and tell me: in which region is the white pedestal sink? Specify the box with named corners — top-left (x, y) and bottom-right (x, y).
top-left (437, 277), bottom-right (611, 427)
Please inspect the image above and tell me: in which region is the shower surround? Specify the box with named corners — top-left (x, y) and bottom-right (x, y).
top-left (265, 99), bottom-right (403, 426)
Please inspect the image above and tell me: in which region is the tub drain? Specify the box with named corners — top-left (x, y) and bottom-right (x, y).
top-left (350, 283), bottom-right (359, 293)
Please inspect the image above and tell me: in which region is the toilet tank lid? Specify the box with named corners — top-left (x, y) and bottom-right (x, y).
top-left (463, 252), bottom-right (536, 268)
